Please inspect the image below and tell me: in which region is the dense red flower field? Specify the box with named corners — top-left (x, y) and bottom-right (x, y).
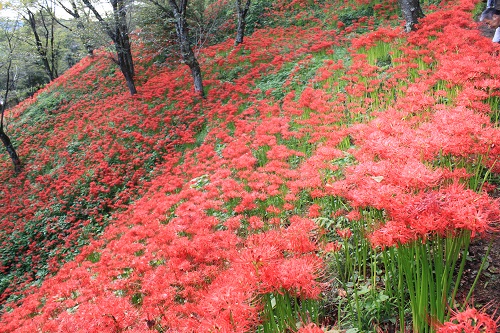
top-left (0, 0), bottom-right (499, 331)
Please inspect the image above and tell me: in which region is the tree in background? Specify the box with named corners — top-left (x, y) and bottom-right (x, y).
top-left (234, 0), bottom-right (250, 45)
top-left (22, 4), bottom-right (60, 81)
top-left (187, 0), bottom-right (232, 50)
top-left (0, 1), bottom-right (86, 101)
top-left (50, 0), bottom-right (96, 56)
top-left (167, 0), bottom-right (205, 97)
top-left (0, 19), bottom-right (22, 173)
top-left (399, 0), bottom-right (424, 32)
top-left (144, 0), bottom-right (205, 97)
top-left (137, 0), bottom-right (232, 63)
top-left (82, 0), bottom-right (138, 95)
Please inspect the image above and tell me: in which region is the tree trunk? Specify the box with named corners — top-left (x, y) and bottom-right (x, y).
top-left (49, 16), bottom-right (59, 78)
top-left (113, 0), bottom-right (137, 95)
top-left (115, 38), bottom-right (137, 95)
top-left (82, 0), bottom-right (137, 95)
top-left (399, 0), bottom-right (425, 32)
top-left (178, 33), bottom-right (204, 97)
top-left (189, 58), bottom-right (204, 95)
top-left (26, 9), bottom-right (57, 81)
top-left (169, 0), bottom-right (205, 98)
top-left (1, 35), bottom-right (22, 174)
top-left (84, 42), bottom-right (95, 56)
top-left (0, 128), bottom-right (22, 173)
top-left (234, 0), bottom-right (251, 46)
top-left (121, 61), bottom-right (137, 95)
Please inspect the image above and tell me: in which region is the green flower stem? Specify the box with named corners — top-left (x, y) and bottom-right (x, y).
top-left (464, 240), bottom-right (492, 306)
top-left (260, 291), bottom-right (320, 332)
top-left (389, 231), bottom-right (472, 333)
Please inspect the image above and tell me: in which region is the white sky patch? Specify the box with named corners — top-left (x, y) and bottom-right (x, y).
top-left (0, 0), bottom-right (113, 20)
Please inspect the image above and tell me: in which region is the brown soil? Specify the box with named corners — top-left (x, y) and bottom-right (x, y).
top-left (479, 21), bottom-right (496, 39)
top-left (458, 234), bottom-right (500, 316)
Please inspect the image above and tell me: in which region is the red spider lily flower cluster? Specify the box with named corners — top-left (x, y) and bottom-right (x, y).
top-left (327, 0), bottom-right (500, 248)
top-left (297, 323), bottom-right (326, 333)
top-left (0, 6), bottom-right (342, 331)
top-left (436, 308), bottom-right (499, 333)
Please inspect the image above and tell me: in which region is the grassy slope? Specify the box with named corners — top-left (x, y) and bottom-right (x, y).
top-left (1, 0), bottom-right (499, 331)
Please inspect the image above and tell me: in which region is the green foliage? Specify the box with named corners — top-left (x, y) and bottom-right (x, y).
top-left (258, 291), bottom-right (320, 333)
top-left (486, 95), bottom-right (500, 125)
top-left (338, 5), bottom-right (374, 27)
top-left (17, 90), bottom-right (67, 127)
top-left (384, 233), bottom-right (473, 333)
top-left (244, 0), bottom-right (276, 35)
top-left (314, 197), bottom-right (402, 332)
top-left (216, 65), bottom-right (247, 83)
top-left (0, 13), bottom-right (88, 104)
top-left (86, 252), bottom-right (101, 263)
top-left (253, 145), bottom-right (271, 167)
top-left (131, 292), bottom-right (144, 306)
top-left (174, 119), bottom-right (209, 156)
top-left (255, 62), bottom-right (295, 100)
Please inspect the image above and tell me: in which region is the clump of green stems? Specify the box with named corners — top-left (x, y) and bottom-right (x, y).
top-left (318, 207), bottom-right (396, 331)
top-left (384, 230), bottom-right (473, 333)
top-left (324, 210), bottom-right (489, 333)
top-left (258, 291), bottom-right (320, 333)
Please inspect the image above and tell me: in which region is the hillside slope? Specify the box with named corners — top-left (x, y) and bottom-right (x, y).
top-left (1, 0), bottom-right (499, 331)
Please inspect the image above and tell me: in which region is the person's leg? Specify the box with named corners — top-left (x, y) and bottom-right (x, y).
top-left (494, 27), bottom-right (500, 42)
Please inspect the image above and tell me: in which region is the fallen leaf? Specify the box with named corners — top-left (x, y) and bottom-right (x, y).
top-left (371, 176), bottom-right (384, 183)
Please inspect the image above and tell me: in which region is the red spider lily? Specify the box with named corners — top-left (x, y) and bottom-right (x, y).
top-left (323, 241), bottom-right (342, 253)
top-left (297, 323), bottom-right (326, 332)
top-left (436, 307), bottom-right (499, 333)
top-left (336, 228), bottom-right (353, 239)
top-left (1, 0), bottom-right (499, 331)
